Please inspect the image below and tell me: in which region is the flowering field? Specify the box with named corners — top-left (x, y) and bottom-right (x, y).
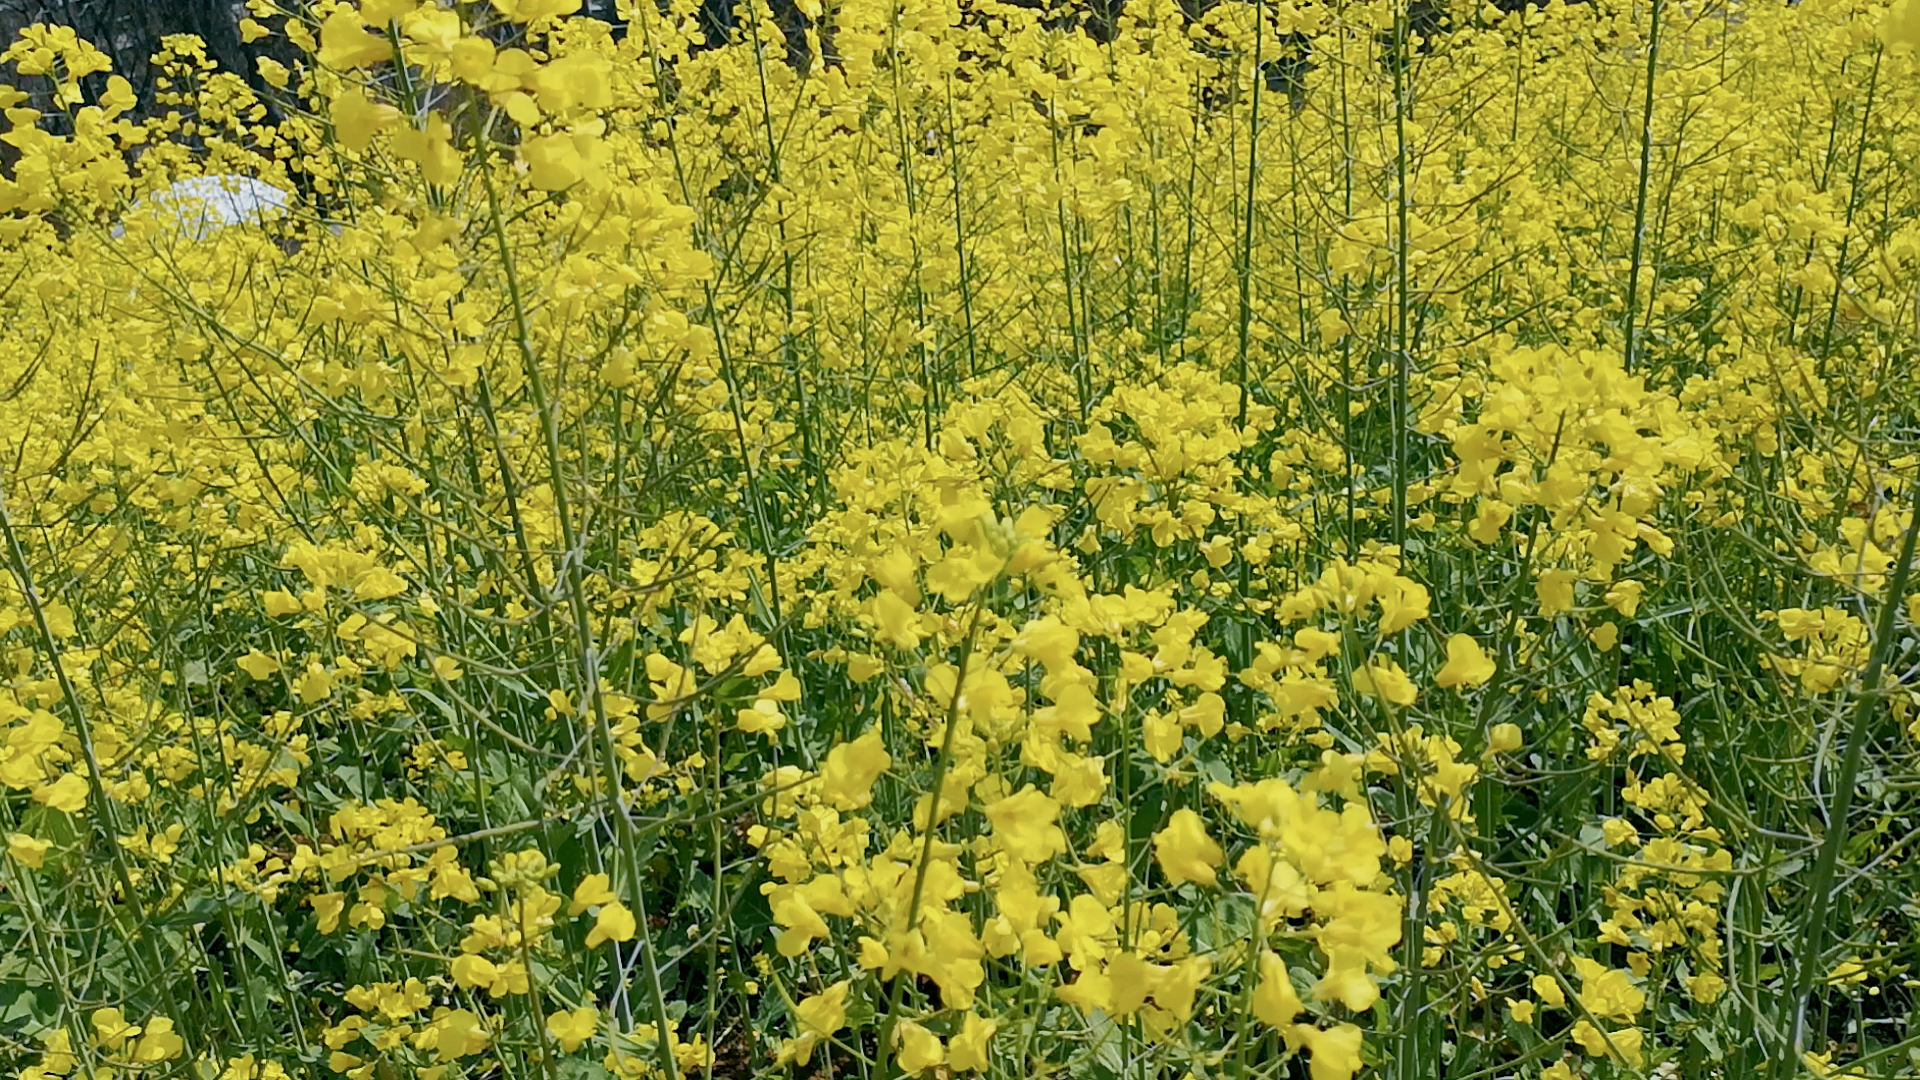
top-left (1, 0), bottom-right (1919, 1075)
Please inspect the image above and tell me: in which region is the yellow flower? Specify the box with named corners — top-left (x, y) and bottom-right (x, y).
top-left (392, 115), bottom-right (464, 187)
top-left (450, 954), bottom-right (499, 991)
top-left (91, 1007), bottom-right (140, 1051)
top-left (238, 649), bottom-right (280, 680)
top-left (42, 602), bottom-right (74, 638)
top-left (316, 11), bottom-right (393, 69)
top-left (1570, 1020), bottom-right (1641, 1065)
top-left (1536, 569), bottom-right (1577, 617)
top-left (262, 590), bottom-right (302, 617)
top-left (1531, 973), bottom-right (1565, 1008)
top-left (786, 981), bottom-right (849, 1065)
top-left (449, 36), bottom-right (495, 82)
top-left (131, 1017), bottom-right (183, 1062)
top-left (570, 873), bottom-right (617, 916)
top-left (1251, 951), bottom-right (1302, 1028)
top-left (1573, 958), bottom-right (1645, 1023)
top-left (984, 785), bottom-right (1066, 864)
top-left (492, 0), bottom-right (582, 22)
top-left (1506, 998), bottom-right (1534, 1025)
top-left (424, 1008), bottom-right (489, 1061)
top-left (1435, 634), bottom-right (1495, 689)
top-left (297, 663), bottom-right (335, 705)
top-left (948, 1013), bottom-right (996, 1072)
top-left (894, 1020), bottom-right (945, 1073)
top-left (1352, 658), bottom-right (1417, 707)
top-left (819, 729), bottom-right (890, 810)
top-left (546, 1006), bottom-right (598, 1053)
top-left (8, 832), bottom-right (50, 869)
top-left (1376, 577), bottom-right (1430, 634)
top-left (1687, 972), bottom-right (1727, 1004)
top-left (311, 892), bottom-right (347, 935)
top-left (1296, 1022), bottom-right (1365, 1080)
top-left (1883, 0), bottom-right (1920, 48)
top-left (1152, 808), bottom-right (1223, 887)
top-left (362, 0), bottom-right (415, 26)
top-left (523, 134), bottom-right (588, 192)
top-left (1605, 580), bottom-right (1644, 617)
top-left (586, 901), bottom-right (637, 948)
top-left (1487, 723), bottom-right (1523, 754)
top-left (1054, 968), bottom-right (1115, 1013)
top-left (328, 88), bottom-right (401, 153)
top-left (871, 589), bottom-right (923, 650)
top-left (33, 773), bottom-right (88, 814)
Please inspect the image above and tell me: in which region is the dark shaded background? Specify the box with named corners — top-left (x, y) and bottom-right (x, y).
top-left (0, 0), bottom-right (1533, 114)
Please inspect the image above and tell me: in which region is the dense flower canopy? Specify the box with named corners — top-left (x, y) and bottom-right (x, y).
top-left (0, 0), bottom-right (1917, 1077)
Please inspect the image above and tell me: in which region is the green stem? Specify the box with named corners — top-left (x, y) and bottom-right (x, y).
top-left (482, 166), bottom-right (682, 1080)
top-left (1779, 480), bottom-right (1920, 1070)
top-left (1622, 0), bottom-right (1663, 374)
top-left (873, 600), bottom-right (986, 1080)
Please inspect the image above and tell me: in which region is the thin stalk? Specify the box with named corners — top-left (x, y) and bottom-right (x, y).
top-left (1779, 481), bottom-right (1920, 1069)
top-left (945, 74), bottom-right (980, 383)
top-left (873, 601), bottom-right (986, 1080)
top-left (1389, 0), bottom-right (1412, 554)
top-left (1817, 45), bottom-right (1881, 364)
top-left (481, 167), bottom-right (682, 1080)
top-left (0, 492), bottom-right (175, 1011)
top-left (1622, 0), bottom-right (1663, 373)
top-left (1233, 0), bottom-right (1263, 430)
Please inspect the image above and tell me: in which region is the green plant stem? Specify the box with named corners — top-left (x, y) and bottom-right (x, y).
top-left (1622, 0), bottom-right (1663, 374)
top-left (482, 165), bottom-right (682, 1080)
top-left (1778, 480), bottom-right (1920, 1070)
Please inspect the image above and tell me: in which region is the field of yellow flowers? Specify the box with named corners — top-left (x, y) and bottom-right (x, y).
top-left (1, 0), bottom-right (1920, 1075)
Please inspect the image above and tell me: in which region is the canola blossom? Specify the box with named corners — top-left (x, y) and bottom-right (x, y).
top-left (0, 0), bottom-right (1917, 1077)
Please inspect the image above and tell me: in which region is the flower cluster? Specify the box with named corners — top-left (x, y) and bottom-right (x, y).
top-left (1, 0), bottom-right (1919, 1076)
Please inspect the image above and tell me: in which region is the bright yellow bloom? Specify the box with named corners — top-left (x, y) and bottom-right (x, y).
top-left (1375, 577), bottom-right (1429, 634)
top-left (33, 773), bottom-right (88, 814)
top-left (1569, 1020), bottom-right (1642, 1065)
top-left (1883, 0), bottom-right (1920, 48)
top-left (984, 785), bottom-right (1066, 864)
top-left (586, 901), bottom-right (637, 948)
top-left (316, 11), bottom-right (393, 69)
top-left (1251, 951), bottom-right (1302, 1028)
top-left (1435, 634), bottom-right (1495, 689)
top-left (450, 954), bottom-right (499, 991)
top-left (570, 873), bottom-right (617, 916)
top-left (546, 1007), bottom-right (598, 1052)
top-left (819, 729), bottom-right (890, 810)
top-left (1573, 958), bottom-right (1645, 1023)
top-left (1487, 723), bottom-right (1523, 754)
top-left (91, 1008), bottom-right (140, 1050)
top-left (8, 832), bottom-right (50, 869)
top-left (1532, 973), bottom-right (1566, 1008)
top-left (894, 1020), bottom-right (945, 1073)
top-left (237, 649), bottom-right (280, 679)
top-left (1297, 1022), bottom-right (1365, 1080)
top-left (1352, 658), bottom-right (1417, 707)
top-left (1152, 808), bottom-right (1224, 887)
top-left (131, 1017), bottom-right (183, 1062)
top-left (328, 87), bottom-right (401, 152)
top-left (948, 1013), bottom-right (996, 1072)
top-left (785, 981), bottom-right (849, 1066)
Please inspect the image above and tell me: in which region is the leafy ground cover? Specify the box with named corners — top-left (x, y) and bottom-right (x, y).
top-left (1, 0), bottom-right (1919, 1076)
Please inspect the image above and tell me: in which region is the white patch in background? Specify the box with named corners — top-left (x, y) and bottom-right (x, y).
top-left (113, 174), bottom-right (292, 240)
